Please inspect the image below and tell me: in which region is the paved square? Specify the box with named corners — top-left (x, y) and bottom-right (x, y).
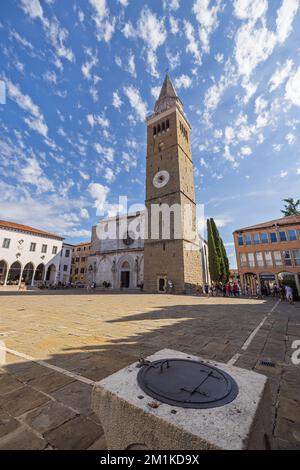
top-left (0, 291), bottom-right (299, 449)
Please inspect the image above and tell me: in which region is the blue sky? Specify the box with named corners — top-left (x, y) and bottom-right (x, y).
top-left (0, 0), bottom-right (300, 267)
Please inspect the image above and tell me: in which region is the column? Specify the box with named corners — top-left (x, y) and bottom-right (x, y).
top-left (4, 266), bottom-right (9, 287)
top-left (294, 273), bottom-right (300, 296)
top-left (31, 268), bottom-right (36, 286)
top-left (18, 268), bottom-right (24, 289)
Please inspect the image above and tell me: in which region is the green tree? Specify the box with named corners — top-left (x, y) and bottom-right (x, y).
top-left (281, 198), bottom-right (300, 216)
top-left (207, 219), bottom-right (221, 282)
top-left (210, 218), bottom-right (225, 281)
top-left (209, 218), bottom-right (230, 283)
top-left (220, 238), bottom-right (230, 283)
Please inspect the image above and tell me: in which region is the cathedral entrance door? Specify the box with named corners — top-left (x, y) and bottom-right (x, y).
top-left (158, 277), bottom-right (167, 293)
top-left (121, 271), bottom-right (130, 289)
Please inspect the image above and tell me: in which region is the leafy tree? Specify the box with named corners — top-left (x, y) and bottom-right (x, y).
top-left (281, 198), bottom-right (300, 216)
top-left (207, 219), bottom-right (221, 282)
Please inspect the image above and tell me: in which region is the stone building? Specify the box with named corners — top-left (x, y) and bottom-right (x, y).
top-left (144, 74), bottom-right (202, 293)
top-left (70, 241), bottom-right (91, 284)
top-left (58, 242), bottom-right (73, 284)
top-left (87, 210), bottom-right (209, 291)
top-left (87, 212), bottom-right (144, 290)
top-left (0, 219), bottom-right (64, 287)
top-left (234, 214), bottom-right (300, 296)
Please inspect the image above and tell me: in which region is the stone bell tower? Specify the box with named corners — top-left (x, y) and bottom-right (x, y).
top-left (143, 74), bottom-right (202, 294)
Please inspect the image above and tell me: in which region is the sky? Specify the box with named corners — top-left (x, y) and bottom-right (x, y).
top-left (0, 0), bottom-right (300, 268)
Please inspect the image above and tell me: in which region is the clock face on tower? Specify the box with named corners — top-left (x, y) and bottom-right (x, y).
top-left (153, 170), bottom-right (170, 188)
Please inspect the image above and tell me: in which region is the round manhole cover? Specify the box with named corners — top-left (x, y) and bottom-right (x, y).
top-left (137, 358), bottom-right (239, 409)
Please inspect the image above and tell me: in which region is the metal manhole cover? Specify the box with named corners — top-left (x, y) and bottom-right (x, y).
top-left (137, 358), bottom-right (239, 409)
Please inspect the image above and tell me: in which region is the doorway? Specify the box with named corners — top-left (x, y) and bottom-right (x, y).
top-left (158, 276), bottom-right (167, 293)
top-left (121, 271), bottom-right (130, 288)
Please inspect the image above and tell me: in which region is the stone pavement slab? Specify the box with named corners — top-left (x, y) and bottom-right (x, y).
top-left (0, 292), bottom-right (299, 449)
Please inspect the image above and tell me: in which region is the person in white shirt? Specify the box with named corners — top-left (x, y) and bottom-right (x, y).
top-left (285, 285), bottom-right (293, 305)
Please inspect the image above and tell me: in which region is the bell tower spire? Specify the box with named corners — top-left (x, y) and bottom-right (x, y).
top-left (154, 73), bottom-right (184, 115)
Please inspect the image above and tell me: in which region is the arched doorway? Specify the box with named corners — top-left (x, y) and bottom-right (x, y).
top-left (0, 260), bottom-right (8, 285)
top-left (7, 261), bottom-right (22, 285)
top-left (22, 263), bottom-right (35, 285)
top-left (243, 273), bottom-right (258, 295)
top-left (46, 264), bottom-right (56, 284)
top-left (259, 273), bottom-right (275, 296)
top-left (34, 263), bottom-right (45, 283)
top-left (120, 261), bottom-right (131, 289)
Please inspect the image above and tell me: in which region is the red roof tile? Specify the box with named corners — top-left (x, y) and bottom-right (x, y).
top-left (0, 220), bottom-right (64, 240)
top-left (234, 214), bottom-right (300, 232)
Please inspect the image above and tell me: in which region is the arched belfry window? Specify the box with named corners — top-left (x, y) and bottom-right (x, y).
top-left (157, 124), bottom-right (161, 133)
top-left (153, 126), bottom-right (157, 136)
top-left (162, 122), bottom-right (165, 132)
top-left (166, 119), bottom-right (170, 129)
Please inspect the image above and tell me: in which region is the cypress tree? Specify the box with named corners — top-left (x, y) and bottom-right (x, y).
top-left (210, 218), bottom-right (230, 283)
top-left (210, 218), bottom-right (224, 282)
top-left (207, 219), bottom-right (221, 282)
top-left (220, 238), bottom-right (230, 283)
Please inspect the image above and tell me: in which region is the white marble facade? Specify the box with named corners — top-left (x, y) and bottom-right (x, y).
top-left (87, 212), bottom-right (144, 290)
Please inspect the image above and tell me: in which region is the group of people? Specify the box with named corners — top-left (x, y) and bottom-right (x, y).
top-left (201, 280), bottom-right (295, 304)
top-left (202, 281), bottom-right (241, 297)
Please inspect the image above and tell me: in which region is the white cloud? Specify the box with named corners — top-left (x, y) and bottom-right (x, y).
top-left (122, 152), bottom-right (137, 171)
top-left (215, 53), bottom-right (224, 63)
top-left (184, 20), bottom-right (202, 65)
top-left (94, 143), bottom-right (115, 162)
top-left (233, 0), bottom-right (268, 21)
top-left (88, 0), bottom-right (115, 42)
top-left (174, 74), bottom-right (192, 89)
top-left (89, 182), bottom-right (110, 214)
top-left (254, 96), bottom-right (268, 114)
top-left (20, 0), bottom-right (74, 64)
top-left (164, 0), bottom-right (180, 10)
top-left (126, 7), bottom-right (167, 77)
top-left (124, 86), bottom-right (147, 121)
top-left (118, 0), bottom-right (129, 6)
top-left (169, 16), bottom-right (179, 35)
top-left (151, 86), bottom-right (161, 100)
top-left (21, 157), bottom-right (54, 193)
top-left (286, 132), bottom-right (296, 145)
top-left (112, 91), bottom-right (123, 109)
top-left (234, 1), bottom-right (299, 78)
top-left (235, 23), bottom-right (276, 77)
top-left (138, 8), bottom-right (166, 77)
top-left (240, 146), bottom-right (252, 156)
top-left (193, 0), bottom-right (222, 54)
top-left (126, 52), bottom-right (136, 77)
top-left (166, 49), bottom-right (181, 70)
top-left (81, 53), bottom-right (99, 82)
top-left (6, 79), bottom-right (48, 137)
top-left (104, 167), bottom-right (116, 183)
top-left (42, 70), bottom-right (57, 84)
top-left (276, 0), bottom-right (300, 44)
top-left (80, 208), bottom-right (89, 220)
top-left (269, 59), bottom-right (294, 92)
top-left (225, 126), bottom-right (235, 142)
top-left (79, 171), bottom-right (90, 181)
top-left (280, 170), bottom-right (288, 178)
top-left (285, 66), bottom-right (300, 106)
top-left (20, 0), bottom-right (43, 20)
